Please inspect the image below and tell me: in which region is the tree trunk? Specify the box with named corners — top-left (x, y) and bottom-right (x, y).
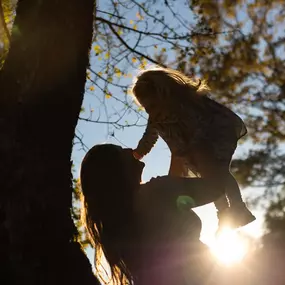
top-left (0, 1), bottom-right (100, 284)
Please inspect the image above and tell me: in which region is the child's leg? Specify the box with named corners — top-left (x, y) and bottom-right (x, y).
top-left (186, 150), bottom-right (254, 229)
top-left (223, 172), bottom-right (256, 227)
top-left (186, 152), bottom-right (230, 211)
top-left (225, 172), bottom-right (243, 206)
top-left (214, 195), bottom-right (229, 213)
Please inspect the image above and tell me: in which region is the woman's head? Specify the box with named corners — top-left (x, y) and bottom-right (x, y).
top-left (131, 67), bottom-right (209, 111)
top-left (80, 144), bottom-right (144, 283)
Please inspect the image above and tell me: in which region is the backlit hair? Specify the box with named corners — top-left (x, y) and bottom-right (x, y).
top-left (131, 67), bottom-right (209, 109)
top-left (80, 144), bottom-right (138, 285)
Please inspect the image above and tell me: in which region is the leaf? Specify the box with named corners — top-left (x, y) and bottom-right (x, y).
top-left (106, 93), bottom-right (112, 99)
top-left (105, 52), bottom-right (110, 59)
top-left (93, 45), bottom-right (101, 53)
top-left (133, 24), bottom-right (137, 30)
top-left (132, 57), bottom-right (137, 63)
top-left (130, 20), bottom-right (134, 24)
top-left (89, 86), bottom-right (95, 91)
top-left (136, 12), bottom-right (143, 20)
top-left (114, 67), bottom-right (122, 77)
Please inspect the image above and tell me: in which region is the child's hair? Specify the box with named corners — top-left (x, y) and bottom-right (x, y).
top-left (131, 67), bottom-right (209, 109)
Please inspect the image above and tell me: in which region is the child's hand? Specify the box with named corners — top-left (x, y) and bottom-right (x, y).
top-left (133, 150), bottom-right (143, 160)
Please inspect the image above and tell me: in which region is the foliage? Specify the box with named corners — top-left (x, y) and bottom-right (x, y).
top-left (0, 0), bottom-right (16, 67)
top-left (71, 176), bottom-right (90, 249)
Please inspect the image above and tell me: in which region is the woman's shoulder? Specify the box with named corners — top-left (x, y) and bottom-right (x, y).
top-left (139, 176), bottom-right (174, 196)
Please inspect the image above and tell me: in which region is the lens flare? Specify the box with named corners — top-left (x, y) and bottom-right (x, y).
top-left (210, 227), bottom-right (248, 265)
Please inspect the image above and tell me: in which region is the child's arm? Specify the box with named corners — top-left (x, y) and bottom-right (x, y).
top-left (133, 119), bottom-right (159, 159)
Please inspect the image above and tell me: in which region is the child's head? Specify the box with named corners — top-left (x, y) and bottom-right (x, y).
top-left (131, 67), bottom-right (208, 111)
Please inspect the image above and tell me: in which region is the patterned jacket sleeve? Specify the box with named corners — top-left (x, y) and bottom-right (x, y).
top-left (134, 119), bottom-right (159, 157)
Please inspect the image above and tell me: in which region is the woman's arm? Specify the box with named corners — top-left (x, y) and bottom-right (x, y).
top-left (142, 176), bottom-right (224, 208)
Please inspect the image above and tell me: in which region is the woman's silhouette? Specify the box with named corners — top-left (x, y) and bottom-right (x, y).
top-left (80, 144), bottom-right (222, 285)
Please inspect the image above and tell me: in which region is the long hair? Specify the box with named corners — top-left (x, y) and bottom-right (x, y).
top-left (80, 144), bottom-right (139, 284)
top-left (131, 67), bottom-right (209, 111)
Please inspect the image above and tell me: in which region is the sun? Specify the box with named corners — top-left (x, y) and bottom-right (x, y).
top-left (210, 227), bottom-right (248, 266)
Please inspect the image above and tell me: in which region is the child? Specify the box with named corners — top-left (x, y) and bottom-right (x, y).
top-left (132, 67), bottom-right (255, 231)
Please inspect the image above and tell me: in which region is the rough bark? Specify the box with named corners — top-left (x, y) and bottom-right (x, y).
top-left (0, 0), bottom-right (100, 284)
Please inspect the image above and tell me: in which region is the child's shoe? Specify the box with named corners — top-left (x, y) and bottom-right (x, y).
top-left (216, 203), bottom-right (256, 235)
top-left (229, 202), bottom-right (256, 228)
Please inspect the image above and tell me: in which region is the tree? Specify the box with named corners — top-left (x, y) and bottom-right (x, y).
top-left (0, 0), bottom-right (15, 67)
top-left (0, 0), bottom-right (100, 284)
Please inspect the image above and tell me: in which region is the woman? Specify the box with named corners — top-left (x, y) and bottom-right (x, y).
top-left (80, 144), bottom-right (223, 285)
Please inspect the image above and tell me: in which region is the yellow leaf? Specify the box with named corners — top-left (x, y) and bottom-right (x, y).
top-left (98, 56), bottom-right (102, 61)
top-left (154, 45), bottom-right (158, 49)
top-left (133, 24), bottom-right (137, 30)
top-left (93, 45), bottom-right (101, 53)
top-left (98, 72), bottom-right (103, 76)
top-left (89, 86), bottom-right (95, 91)
top-left (130, 20), bottom-right (134, 24)
top-left (162, 48), bottom-right (166, 52)
top-left (136, 12), bottom-right (143, 20)
top-left (115, 68), bottom-right (122, 77)
top-left (105, 52), bottom-right (110, 59)
top-left (132, 57), bottom-right (137, 63)
top-left (106, 93), bottom-right (112, 99)
top-left (107, 77), bottom-right (113, 83)
top-left (118, 29), bottom-right (123, 35)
